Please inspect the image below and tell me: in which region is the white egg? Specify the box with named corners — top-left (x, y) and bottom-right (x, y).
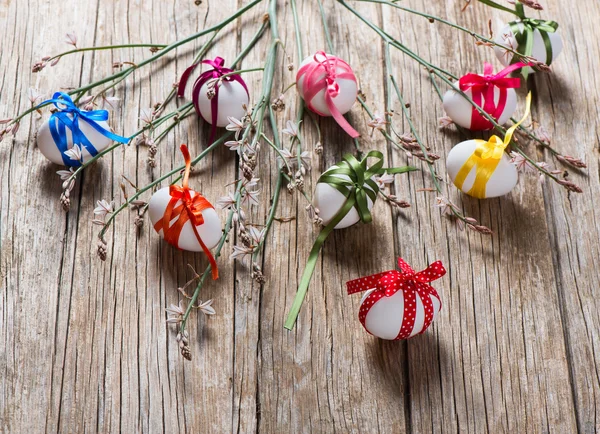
top-left (297, 53), bottom-right (357, 117)
top-left (37, 115), bottom-right (112, 166)
top-left (312, 165), bottom-right (376, 230)
top-left (494, 21), bottom-right (563, 68)
top-left (446, 140), bottom-right (518, 198)
top-left (360, 287), bottom-right (441, 340)
top-left (197, 79), bottom-right (249, 127)
top-left (148, 187), bottom-right (221, 252)
top-left (442, 80), bottom-right (517, 130)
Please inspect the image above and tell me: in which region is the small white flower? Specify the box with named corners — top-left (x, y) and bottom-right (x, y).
top-left (247, 225), bottom-right (264, 245)
top-left (28, 88), bottom-right (43, 105)
top-left (197, 299), bottom-right (216, 316)
top-left (435, 196), bottom-right (455, 216)
top-left (438, 116), bottom-right (454, 128)
top-left (225, 116), bottom-right (245, 140)
top-left (65, 31), bottom-right (78, 47)
top-left (242, 189), bottom-right (260, 207)
top-left (282, 120), bottom-right (299, 137)
top-left (102, 96), bottom-right (121, 110)
top-left (216, 192), bottom-right (237, 209)
top-left (166, 300), bottom-right (185, 324)
top-left (224, 140), bottom-right (243, 153)
top-left (510, 151), bottom-right (535, 174)
top-left (375, 172), bottom-right (395, 189)
top-left (139, 108), bottom-right (154, 125)
top-left (243, 177), bottom-right (260, 189)
top-left (64, 144), bottom-right (85, 162)
top-left (367, 113), bottom-right (387, 132)
top-left (230, 245), bottom-right (254, 262)
top-left (56, 168), bottom-right (74, 181)
top-left (94, 199), bottom-right (114, 218)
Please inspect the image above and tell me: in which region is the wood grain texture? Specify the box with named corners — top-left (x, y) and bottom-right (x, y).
top-left (0, 0), bottom-right (597, 433)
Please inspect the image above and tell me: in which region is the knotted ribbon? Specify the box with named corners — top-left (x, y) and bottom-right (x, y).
top-left (459, 62), bottom-right (528, 130)
top-left (509, 2), bottom-right (558, 78)
top-left (178, 57), bottom-right (249, 145)
top-left (284, 151), bottom-right (418, 330)
top-left (346, 258), bottom-right (446, 340)
top-left (454, 92), bottom-right (532, 199)
top-left (297, 51), bottom-right (360, 138)
top-left (43, 92), bottom-right (130, 167)
top-left (153, 144), bottom-right (219, 280)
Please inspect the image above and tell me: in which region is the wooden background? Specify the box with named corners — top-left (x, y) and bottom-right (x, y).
top-left (1, 0), bottom-right (598, 432)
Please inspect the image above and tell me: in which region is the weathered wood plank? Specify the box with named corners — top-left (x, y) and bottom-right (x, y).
top-left (0, 0), bottom-right (598, 433)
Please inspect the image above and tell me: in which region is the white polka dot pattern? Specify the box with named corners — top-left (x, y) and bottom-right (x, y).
top-left (346, 258), bottom-right (446, 340)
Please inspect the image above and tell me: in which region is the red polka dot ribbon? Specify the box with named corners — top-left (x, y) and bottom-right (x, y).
top-left (346, 258), bottom-right (446, 340)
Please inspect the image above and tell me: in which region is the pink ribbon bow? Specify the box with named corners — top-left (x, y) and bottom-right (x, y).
top-left (178, 57), bottom-right (249, 144)
top-left (347, 258), bottom-right (446, 340)
top-left (297, 51), bottom-right (360, 138)
top-left (458, 62), bottom-right (528, 130)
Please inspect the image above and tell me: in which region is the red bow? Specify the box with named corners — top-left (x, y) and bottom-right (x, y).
top-left (178, 57), bottom-right (249, 145)
top-left (153, 145), bottom-right (219, 280)
top-left (458, 62), bottom-right (527, 130)
top-left (297, 51), bottom-right (359, 138)
top-left (347, 258), bottom-right (446, 339)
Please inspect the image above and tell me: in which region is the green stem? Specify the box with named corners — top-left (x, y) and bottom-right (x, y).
top-left (317, 0), bottom-right (335, 54)
top-left (46, 44), bottom-right (168, 62)
top-left (11, 0), bottom-right (264, 125)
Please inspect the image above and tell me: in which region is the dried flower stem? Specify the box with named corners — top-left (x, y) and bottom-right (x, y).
top-left (43, 43), bottom-right (168, 64)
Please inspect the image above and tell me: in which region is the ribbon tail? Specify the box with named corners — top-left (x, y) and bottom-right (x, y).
top-left (284, 196), bottom-right (356, 330)
top-left (325, 93), bottom-right (360, 138)
top-left (178, 63), bottom-right (200, 97)
top-left (209, 86), bottom-right (219, 144)
top-left (191, 224), bottom-right (219, 280)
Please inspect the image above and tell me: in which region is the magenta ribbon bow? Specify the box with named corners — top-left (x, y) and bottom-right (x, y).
top-left (297, 51), bottom-right (360, 138)
top-left (347, 258), bottom-right (446, 340)
top-left (178, 57), bottom-right (249, 144)
top-left (458, 62), bottom-right (529, 130)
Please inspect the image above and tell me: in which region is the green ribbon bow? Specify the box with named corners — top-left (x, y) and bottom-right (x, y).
top-left (509, 4), bottom-right (558, 79)
top-left (284, 150), bottom-right (417, 330)
top-left (478, 0), bottom-right (558, 79)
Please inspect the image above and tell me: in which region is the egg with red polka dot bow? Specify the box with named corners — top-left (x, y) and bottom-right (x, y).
top-left (346, 258), bottom-right (446, 340)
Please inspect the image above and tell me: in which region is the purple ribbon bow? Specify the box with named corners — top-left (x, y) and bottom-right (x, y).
top-left (178, 57), bottom-right (249, 144)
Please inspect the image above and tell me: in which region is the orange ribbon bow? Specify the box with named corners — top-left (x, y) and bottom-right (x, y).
top-left (153, 144), bottom-right (219, 280)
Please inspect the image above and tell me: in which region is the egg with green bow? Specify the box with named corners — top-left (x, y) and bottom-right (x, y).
top-left (313, 166), bottom-right (378, 229)
top-left (494, 20), bottom-right (563, 70)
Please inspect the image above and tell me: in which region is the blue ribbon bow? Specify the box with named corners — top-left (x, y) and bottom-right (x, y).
top-left (44, 92), bottom-right (130, 167)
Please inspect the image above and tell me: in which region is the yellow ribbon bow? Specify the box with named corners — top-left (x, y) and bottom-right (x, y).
top-left (454, 92), bottom-right (532, 199)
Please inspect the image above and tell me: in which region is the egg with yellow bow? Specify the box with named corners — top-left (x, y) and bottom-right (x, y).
top-left (446, 140), bottom-right (518, 198)
top-left (446, 92), bottom-right (532, 199)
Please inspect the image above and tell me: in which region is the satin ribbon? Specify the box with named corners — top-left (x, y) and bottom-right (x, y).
top-left (43, 92), bottom-right (130, 167)
top-left (297, 51), bottom-right (360, 138)
top-left (454, 92), bottom-right (532, 199)
top-left (178, 57), bottom-right (249, 145)
top-left (153, 144), bottom-right (219, 280)
top-left (284, 151), bottom-right (418, 330)
top-left (459, 62), bottom-right (527, 130)
top-left (509, 3), bottom-right (558, 78)
top-left (347, 258), bottom-right (446, 340)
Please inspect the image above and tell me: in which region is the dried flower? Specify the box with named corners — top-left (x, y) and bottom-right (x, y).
top-left (101, 95), bottom-right (121, 110)
top-left (556, 155), bottom-right (587, 169)
top-left (435, 196), bottom-right (456, 216)
top-left (507, 0), bottom-right (543, 10)
top-left (139, 108), bottom-right (154, 125)
top-left (271, 94), bottom-right (285, 111)
top-left (65, 31), bottom-right (78, 47)
top-left (557, 179), bottom-right (583, 193)
top-left (97, 239), bottom-right (108, 261)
